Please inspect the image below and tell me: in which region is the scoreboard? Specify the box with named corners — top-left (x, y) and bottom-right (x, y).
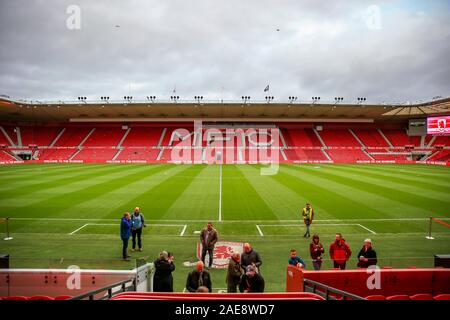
top-left (427, 116), bottom-right (450, 135)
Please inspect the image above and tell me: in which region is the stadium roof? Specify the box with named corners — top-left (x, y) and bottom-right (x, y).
top-left (0, 96), bottom-right (449, 123)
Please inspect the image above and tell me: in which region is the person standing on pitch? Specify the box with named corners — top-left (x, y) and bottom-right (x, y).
top-left (310, 234), bottom-right (325, 270)
top-left (226, 252), bottom-right (243, 293)
top-left (329, 233), bottom-right (352, 270)
top-left (153, 251), bottom-right (175, 292)
top-left (302, 203), bottom-right (315, 238)
top-left (186, 261), bottom-right (212, 293)
top-left (357, 239), bottom-right (377, 268)
top-left (241, 243), bottom-right (262, 273)
top-left (200, 222), bottom-right (218, 269)
top-left (131, 207), bottom-right (146, 252)
top-left (120, 212), bottom-right (133, 261)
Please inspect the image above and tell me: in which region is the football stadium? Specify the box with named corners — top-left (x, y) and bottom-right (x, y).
top-left (0, 0), bottom-right (449, 305)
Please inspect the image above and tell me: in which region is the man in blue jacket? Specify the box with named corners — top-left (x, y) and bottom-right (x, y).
top-left (120, 212), bottom-right (133, 261)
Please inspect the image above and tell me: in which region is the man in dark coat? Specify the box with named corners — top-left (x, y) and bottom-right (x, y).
top-left (239, 265), bottom-right (265, 293)
top-left (120, 212), bottom-right (133, 261)
top-left (241, 243), bottom-right (262, 272)
top-left (186, 261), bottom-right (212, 293)
top-left (153, 251), bottom-right (175, 292)
top-left (200, 222), bottom-right (218, 269)
top-left (226, 252), bottom-right (243, 293)
top-left (357, 239), bottom-right (378, 268)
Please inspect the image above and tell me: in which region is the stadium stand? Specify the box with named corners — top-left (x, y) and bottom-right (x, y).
top-left (0, 123), bottom-right (448, 164)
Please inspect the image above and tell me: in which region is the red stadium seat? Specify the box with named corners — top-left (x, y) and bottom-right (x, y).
top-left (365, 295), bottom-right (386, 300)
top-left (54, 295), bottom-right (73, 300)
top-left (2, 296), bottom-right (29, 300)
top-left (410, 294), bottom-right (433, 300)
top-left (386, 295), bottom-right (410, 300)
top-left (29, 295), bottom-right (55, 300)
top-left (433, 294), bottom-right (450, 300)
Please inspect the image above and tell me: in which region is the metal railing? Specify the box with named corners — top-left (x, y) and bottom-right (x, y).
top-left (68, 278), bottom-right (137, 301)
top-left (304, 278), bottom-right (366, 300)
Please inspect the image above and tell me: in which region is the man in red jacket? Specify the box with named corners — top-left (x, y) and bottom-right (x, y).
top-left (329, 233), bottom-right (352, 270)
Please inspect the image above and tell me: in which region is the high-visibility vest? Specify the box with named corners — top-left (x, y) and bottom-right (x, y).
top-left (302, 207), bottom-right (313, 220)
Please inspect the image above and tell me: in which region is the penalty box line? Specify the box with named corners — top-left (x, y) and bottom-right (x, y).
top-left (69, 223), bottom-right (188, 236)
top-left (256, 223), bottom-right (377, 237)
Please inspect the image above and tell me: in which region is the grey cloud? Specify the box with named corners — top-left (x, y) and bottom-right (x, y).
top-left (0, 0), bottom-right (449, 103)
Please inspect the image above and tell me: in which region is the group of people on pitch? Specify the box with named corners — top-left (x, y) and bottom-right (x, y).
top-left (301, 203), bottom-right (378, 270)
top-left (120, 207), bottom-right (146, 261)
top-left (152, 222), bottom-right (265, 293)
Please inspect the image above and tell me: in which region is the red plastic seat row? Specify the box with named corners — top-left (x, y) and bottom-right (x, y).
top-left (365, 293), bottom-right (449, 301)
top-left (111, 292), bottom-right (325, 301)
top-left (0, 295), bottom-right (72, 301)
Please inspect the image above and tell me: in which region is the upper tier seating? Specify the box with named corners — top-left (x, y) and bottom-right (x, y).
top-left (352, 129), bottom-right (389, 148)
top-left (284, 129), bottom-right (322, 147)
top-left (82, 127), bottom-right (126, 147)
top-left (54, 127), bottom-right (93, 147)
top-left (1, 126), bottom-right (18, 145)
top-left (382, 129), bottom-right (421, 147)
top-left (19, 127), bottom-right (61, 146)
top-left (121, 127), bottom-right (163, 147)
top-left (318, 129), bottom-right (360, 147)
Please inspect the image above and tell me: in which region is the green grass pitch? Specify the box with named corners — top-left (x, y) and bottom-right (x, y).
top-left (0, 163), bottom-right (449, 292)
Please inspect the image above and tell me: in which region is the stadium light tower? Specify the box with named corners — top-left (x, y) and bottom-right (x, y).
top-left (334, 97), bottom-right (344, 104)
top-left (146, 96), bottom-right (156, 103)
top-left (288, 96), bottom-right (298, 104)
top-left (170, 96), bottom-right (180, 103)
top-left (357, 97), bottom-right (367, 104)
top-left (77, 96), bottom-right (87, 103)
top-left (265, 96), bottom-right (274, 103)
top-left (312, 96), bottom-right (320, 104)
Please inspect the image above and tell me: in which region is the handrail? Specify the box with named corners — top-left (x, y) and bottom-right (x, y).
top-left (303, 278), bottom-right (366, 300)
top-left (68, 278), bottom-right (136, 300)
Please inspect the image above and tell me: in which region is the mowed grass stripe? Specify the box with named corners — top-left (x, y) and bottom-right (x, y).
top-left (297, 165), bottom-right (450, 213)
top-left (109, 165), bottom-right (206, 220)
top-left (348, 164), bottom-right (450, 178)
top-left (54, 164), bottom-right (189, 219)
top-left (336, 164), bottom-right (450, 190)
top-left (0, 165), bottom-right (159, 215)
top-left (236, 165), bottom-right (305, 221)
top-left (0, 164), bottom-right (136, 200)
top-left (162, 165), bottom-right (220, 221)
top-left (0, 163), bottom-right (90, 175)
top-left (286, 165), bottom-right (438, 217)
top-left (274, 166), bottom-right (386, 219)
top-left (0, 164), bottom-right (105, 187)
top-left (222, 165), bottom-right (277, 220)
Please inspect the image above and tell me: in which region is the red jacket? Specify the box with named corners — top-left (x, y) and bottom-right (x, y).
top-left (329, 239), bottom-right (352, 264)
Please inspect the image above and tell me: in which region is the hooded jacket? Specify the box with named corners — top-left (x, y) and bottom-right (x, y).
top-left (329, 239), bottom-right (352, 264)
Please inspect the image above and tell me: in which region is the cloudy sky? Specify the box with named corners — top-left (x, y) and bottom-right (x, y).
top-left (0, 0), bottom-right (449, 104)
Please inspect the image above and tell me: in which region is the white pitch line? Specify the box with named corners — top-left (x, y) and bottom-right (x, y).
top-left (256, 225), bottom-right (264, 237)
top-left (218, 164), bottom-right (223, 222)
top-left (11, 217), bottom-right (450, 223)
top-left (69, 224), bottom-right (88, 235)
top-left (180, 225), bottom-right (187, 237)
top-left (357, 224), bottom-right (377, 235)
top-left (258, 223), bottom-right (377, 235)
